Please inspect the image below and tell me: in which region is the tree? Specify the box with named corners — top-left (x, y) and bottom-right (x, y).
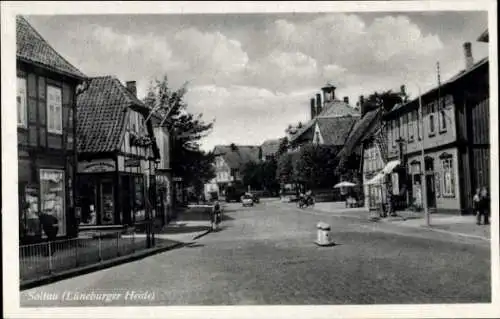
top-left (242, 161), bottom-right (261, 190)
top-left (294, 144), bottom-right (341, 189)
top-left (143, 75), bottom-right (215, 193)
top-left (276, 152), bottom-right (295, 184)
top-left (277, 137), bottom-right (289, 156)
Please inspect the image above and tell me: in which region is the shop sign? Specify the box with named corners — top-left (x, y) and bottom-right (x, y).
top-left (78, 160), bottom-right (116, 173)
top-left (125, 158), bottom-right (141, 167)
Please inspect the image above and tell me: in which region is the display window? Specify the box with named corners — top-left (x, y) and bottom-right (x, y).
top-left (40, 169), bottom-right (66, 236)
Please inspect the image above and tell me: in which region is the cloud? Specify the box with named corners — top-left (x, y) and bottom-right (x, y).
top-left (173, 28), bottom-right (249, 79)
top-left (184, 84), bottom-right (318, 150)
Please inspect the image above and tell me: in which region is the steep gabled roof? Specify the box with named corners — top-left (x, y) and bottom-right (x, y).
top-left (290, 98), bottom-right (360, 144)
top-left (318, 99), bottom-right (360, 118)
top-left (260, 139), bottom-right (281, 157)
top-left (77, 76), bottom-right (158, 157)
top-left (16, 16), bottom-right (86, 80)
top-left (316, 116), bottom-right (358, 146)
top-left (213, 145), bottom-right (260, 169)
top-left (335, 109), bottom-right (381, 165)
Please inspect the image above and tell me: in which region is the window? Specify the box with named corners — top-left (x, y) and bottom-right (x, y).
top-left (439, 110), bottom-right (447, 132)
top-left (441, 157), bottom-right (455, 197)
top-left (391, 120), bottom-right (396, 147)
top-left (47, 85), bottom-right (62, 134)
top-left (17, 77), bottom-right (27, 127)
top-left (416, 111), bottom-right (422, 140)
top-left (408, 111), bottom-right (415, 141)
top-left (398, 117), bottom-right (403, 138)
top-left (428, 114), bottom-right (435, 136)
top-left (40, 169), bottom-right (66, 236)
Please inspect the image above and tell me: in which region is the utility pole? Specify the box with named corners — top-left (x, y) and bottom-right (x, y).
top-left (418, 87), bottom-right (430, 226)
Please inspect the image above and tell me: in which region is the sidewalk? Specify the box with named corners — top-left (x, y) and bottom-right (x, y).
top-left (286, 201), bottom-right (491, 241)
top-left (154, 220), bottom-right (212, 243)
top-left (389, 212), bottom-right (491, 241)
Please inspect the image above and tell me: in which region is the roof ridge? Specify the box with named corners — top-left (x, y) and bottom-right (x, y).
top-left (17, 16), bottom-right (86, 79)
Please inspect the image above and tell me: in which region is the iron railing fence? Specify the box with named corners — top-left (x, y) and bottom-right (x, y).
top-left (19, 232), bottom-right (148, 282)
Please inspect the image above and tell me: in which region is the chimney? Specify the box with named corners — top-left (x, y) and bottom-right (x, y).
top-left (126, 81), bottom-right (137, 97)
top-left (343, 96), bottom-right (349, 104)
top-left (463, 42), bottom-right (474, 69)
top-left (316, 93), bottom-right (322, 115)
top-left (310, 98), bottom-right (316, 119)
top-left (400, 85), bottom-right (406, 96)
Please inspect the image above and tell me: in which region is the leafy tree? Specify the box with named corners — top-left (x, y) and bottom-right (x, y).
top-left (242, 161), bottom-right (261, 190)
top-left (143, 75), bottom-right (215, 193)
top-left (294, 144), bottom-right (341, 189)
top-left (276, 152), bottom-right (295, 184)
top-left (277, 137), bottom-right (289, 156)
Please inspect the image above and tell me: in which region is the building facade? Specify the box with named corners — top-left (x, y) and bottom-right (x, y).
top-left (17, 16), bottom-right (87, 243)
top-left (76, 77), bottom-right (160, 231)
top-left (383, 41), bottom-right (489, 214)
top-left (288, 84), bottom-right (360, 151)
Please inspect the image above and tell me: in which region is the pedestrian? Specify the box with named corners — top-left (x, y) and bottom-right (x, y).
top-left (473, 188), bottom-right (481, 224)
top-left (478, 186), bottom-right (490, 225)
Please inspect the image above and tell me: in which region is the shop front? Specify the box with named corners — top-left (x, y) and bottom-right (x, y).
top-left (76, 156), bottom-right (157, 231)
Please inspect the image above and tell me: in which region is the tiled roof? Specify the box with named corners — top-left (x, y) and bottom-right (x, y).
top-left (317, 117), bottom-right (358, 146)
top-left (290, 99), bottom-right (359, 143)
top-left (318, 99), bottom-right (360, 118)
top-left (16, 16), bottom-right (86, 80)
top-left (214, 145), bottom-right (260, 169)
top-left (386, 57), bottom-right (489, 117)
top-left (260, 139), bottom-right (281, 157)
top-left (335, 109), bottom-right (381, 165)
top-left (77, 76), bottom-right (157, 155)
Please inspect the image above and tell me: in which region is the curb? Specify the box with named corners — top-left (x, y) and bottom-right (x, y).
top-left (192, 229), bottom-right (212, 240)
top-left (279, 202), bottom-right (490, 242)
top-left (20, 242), bottom-right (184, 291)
top-left (417, 226), bottom-right (490, 241)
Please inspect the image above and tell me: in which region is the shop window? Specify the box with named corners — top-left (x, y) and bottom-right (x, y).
top-left (134, 176), bottom-right (146, 221)
top-left (21, 184), bottom-right (41, 237)
top-left (47, 85), bottom-right (62, 134)
top-left (17, 77), bottom-right (28, 128)
top-left (40, 169), bottom-right (66, 236)
top-left (441, 157), bottom-right (455, 197)
top-left (79, 180), bottom-right (97, 226)
top-left (101, 181), bottom-right (114, 225)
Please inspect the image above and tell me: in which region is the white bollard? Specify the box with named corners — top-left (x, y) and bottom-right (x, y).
top-left (315, 222), bottom-right (333, 246)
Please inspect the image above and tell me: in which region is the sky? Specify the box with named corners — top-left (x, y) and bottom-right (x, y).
top-left (24, 11), bottom-right (488, 151)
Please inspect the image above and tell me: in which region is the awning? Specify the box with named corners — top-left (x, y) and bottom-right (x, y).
top-left (364, 172), bottom-right (385, 185)
top-left (382, 160), bottom-right (401, 174)
top-left (333, 181), bottom-right (357, 188)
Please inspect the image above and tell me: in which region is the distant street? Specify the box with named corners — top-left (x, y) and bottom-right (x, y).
top-left (21, 200), bottom-right (490, 306)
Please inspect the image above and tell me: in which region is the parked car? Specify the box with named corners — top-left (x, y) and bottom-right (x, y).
top-left (241, 193), bottom-right (254, 207)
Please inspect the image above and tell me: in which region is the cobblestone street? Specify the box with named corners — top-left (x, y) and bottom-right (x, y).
top-left (21, 200), bottom-right (491, 306)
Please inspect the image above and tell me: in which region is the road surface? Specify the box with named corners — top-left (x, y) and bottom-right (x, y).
top-left (21, 200), bottom-right (491, 306)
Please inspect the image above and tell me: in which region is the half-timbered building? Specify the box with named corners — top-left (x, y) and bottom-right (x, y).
top-left (76, 77), bottom-right (160, 231)
top-left (17, 16), bottom-right (87, 243)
